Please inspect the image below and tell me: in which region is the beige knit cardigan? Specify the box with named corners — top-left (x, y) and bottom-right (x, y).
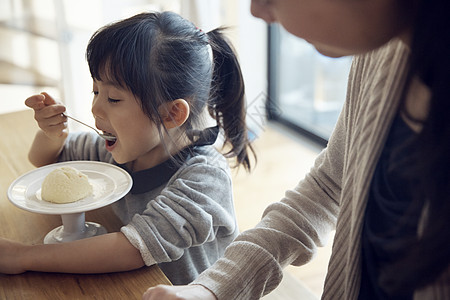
top-left (193, 39), bottom-right (450, 300)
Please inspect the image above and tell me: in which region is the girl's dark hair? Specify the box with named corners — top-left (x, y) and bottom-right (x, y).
top-left (379, 0), bottom-right (450, 294)
top-left (86, 11), bottom-right (255, 171)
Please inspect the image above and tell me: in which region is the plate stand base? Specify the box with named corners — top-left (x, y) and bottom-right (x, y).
top-left (44, 212), bottom-right (107, 244)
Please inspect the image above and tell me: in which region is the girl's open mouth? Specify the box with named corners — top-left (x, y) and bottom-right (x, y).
top-left (107, 139), bottom-right (116, 147)
top-left (102, 131), bottom-right (117, 148)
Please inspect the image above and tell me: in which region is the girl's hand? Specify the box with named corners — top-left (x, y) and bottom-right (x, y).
top-left (25, 92), bottom-right (68, 141)
top-left (0, 238), bottom-right (27, 274)
top-left (142, 285), bottom-right (217, 300)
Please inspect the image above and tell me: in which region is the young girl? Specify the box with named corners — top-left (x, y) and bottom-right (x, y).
top-left (143, 0), bottom-right (450, 299)
top-left (0, 11), bottom-right (254, 285)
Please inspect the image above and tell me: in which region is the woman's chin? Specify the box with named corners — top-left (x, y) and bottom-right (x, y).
top-left (313, 45), bottom-right (347, 58)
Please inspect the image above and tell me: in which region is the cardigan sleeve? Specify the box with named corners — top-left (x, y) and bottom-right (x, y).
top-left (191, 78), bottom-right (349, 299)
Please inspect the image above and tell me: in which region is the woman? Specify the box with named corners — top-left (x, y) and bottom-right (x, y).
top-left (143, 0), bottom-right (450, 298)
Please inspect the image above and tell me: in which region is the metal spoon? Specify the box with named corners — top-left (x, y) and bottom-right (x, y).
top-left (63, 113), bottom-right (117, 142)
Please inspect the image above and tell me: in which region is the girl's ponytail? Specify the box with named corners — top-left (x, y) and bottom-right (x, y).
top-left (87, 11), bottom-right (255, 171)
top-left (207, 28), bottom-right (255, 171)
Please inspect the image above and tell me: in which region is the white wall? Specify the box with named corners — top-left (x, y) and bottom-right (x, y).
top-left (237, 0), bottom-right (268, 138)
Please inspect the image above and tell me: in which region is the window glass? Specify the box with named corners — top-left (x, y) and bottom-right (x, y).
top-left (269, 24), bottom-right (352, 143)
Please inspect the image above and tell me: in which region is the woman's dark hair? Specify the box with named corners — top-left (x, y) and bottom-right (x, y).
top-left (379, 0), bottom-right (450, 294)
top-left (86, 11), bottom-right (255, 171)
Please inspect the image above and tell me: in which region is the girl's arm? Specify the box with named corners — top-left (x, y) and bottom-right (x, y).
top-left (25, 92), bottom-right (68, 167)
top-left (0, 232), bottom-right (144, 274)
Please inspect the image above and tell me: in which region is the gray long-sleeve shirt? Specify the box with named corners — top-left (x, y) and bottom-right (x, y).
top-left (58, 131), bottom-right (238, 284)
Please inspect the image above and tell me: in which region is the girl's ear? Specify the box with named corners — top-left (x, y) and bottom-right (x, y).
top-left (160, 99), bottom-right (190, 129)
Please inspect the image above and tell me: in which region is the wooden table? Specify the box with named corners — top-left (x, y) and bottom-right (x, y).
top-left (0, 109), bottom-right (171, 299)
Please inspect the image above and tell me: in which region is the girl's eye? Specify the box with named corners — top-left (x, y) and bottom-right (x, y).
top-left (92, 91), bottom-right (99, 95)
top-left (107, 97), bottom-right (121, 103)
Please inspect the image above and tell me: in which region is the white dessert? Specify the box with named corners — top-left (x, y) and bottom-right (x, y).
top-left (41, 166), bottom-right (93, 203)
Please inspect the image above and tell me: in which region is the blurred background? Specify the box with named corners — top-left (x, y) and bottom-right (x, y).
top-left (0, 0), bottom-right (268, 134)
top-left (0, 0), bottom-right (351, 141)
top-left (0, 0), bottom-right (353, 298)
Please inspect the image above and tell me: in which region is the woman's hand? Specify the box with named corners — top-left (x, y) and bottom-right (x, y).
top-left (25, 92), bottom-right (68, 141)
top-left (142, 284), bottom-right (217, 300)
top-left (0, 238), bottom-right (27, 274)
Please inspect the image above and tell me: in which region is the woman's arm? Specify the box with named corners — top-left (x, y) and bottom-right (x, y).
top-left (0, 232), bottom-right (144, 274)
top-left (25, 92), bottom-right (68, 167)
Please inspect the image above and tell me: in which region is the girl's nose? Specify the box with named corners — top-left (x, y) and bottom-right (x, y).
top-left (91, 95), bottom-right (104, 120)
